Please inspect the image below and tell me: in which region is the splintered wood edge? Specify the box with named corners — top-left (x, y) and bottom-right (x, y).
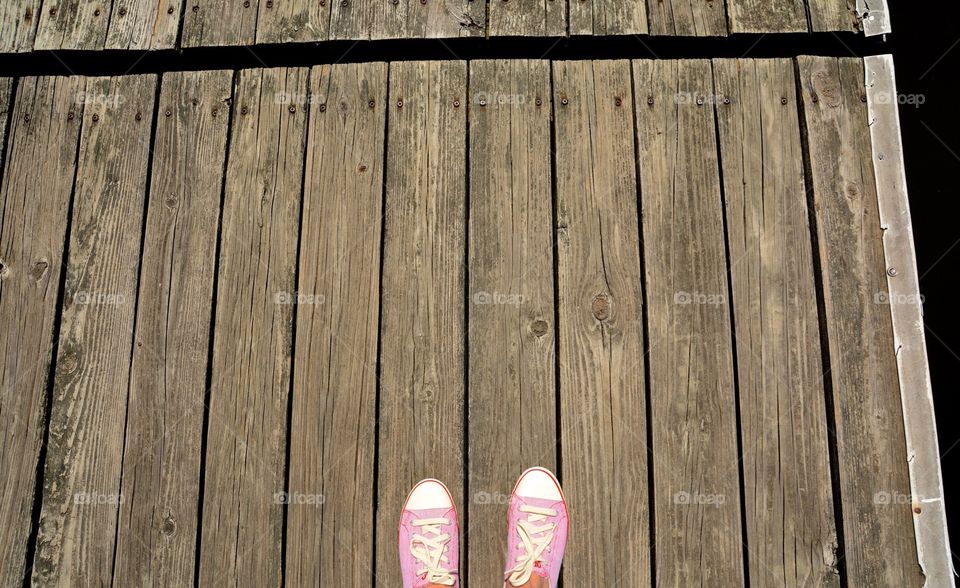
top-left (857, 0), bottom-right (891, 36)
top-left (864, 54), bottom-right (955, 587)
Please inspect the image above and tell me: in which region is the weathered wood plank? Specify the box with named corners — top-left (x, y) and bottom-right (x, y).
top-left (31, 74), bottom-right (156, 586)
top-left (646, 0), bottom-right (726, 36)
top-left (797, 55), bottom-right (921, 587)
top-left (866, 53), bottom-right (953, 585)
top-left (488, 0), bottom-right (564, 37)
top-left (198, 66), bottom-right (308, 588)
top-left (713, 58), bottom-right (839, 587)
top-left (726, 0), bottom-right (806, 33)
top-left (0, 76), bottom-right (84, 588)
top-left (633, 59), bottom-right (744, 586)
top-left (467, 59), bottom-right (556, 587)
top-left (33, 0), bottom-right (108, 50)
top-left (181, 0), bottom-right (257, 47)
top-left (255, 0), bottom-right (330, 44)
top-left (286, 62), bottom-right (387, 587)
top-left (376, 60), bottom-right (466, 588)
top-left (329, 0), bottom-right (483, 40)
top-left (552, 59), bottom-right (650, 586)
top-left (112, 70), bottom-right (231, 586)
top-left (0, 1), bottom-right (40, 52)
top-left (569, 0), bottom-right (647, 35)
top-left (808, 0), bottom-right (857, 32)
top-left (105, 0), bottom-right (183, 49)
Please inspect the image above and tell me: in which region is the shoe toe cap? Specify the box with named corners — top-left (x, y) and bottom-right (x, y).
top-left (405, 479), bottom-right (454, 511)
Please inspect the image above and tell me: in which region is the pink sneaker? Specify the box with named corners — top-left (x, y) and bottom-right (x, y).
top-left (503, 467), bottom-right (569, 587)
top-left (398, 479), bottom-right (460, 588)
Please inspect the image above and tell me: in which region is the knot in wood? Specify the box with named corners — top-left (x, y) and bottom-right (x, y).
top-left (592, 294), bottom-right (610, 321)
top-left (530, 319), bottom-right (549, 337)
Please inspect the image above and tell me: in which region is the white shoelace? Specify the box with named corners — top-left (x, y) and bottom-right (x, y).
top-left (506, 505), bottom-right (558, 586)
top-left (409, 517), bottom-right (456, 586)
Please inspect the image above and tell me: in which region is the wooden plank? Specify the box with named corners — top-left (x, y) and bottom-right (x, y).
top-left (0, 1), bottom-right (40, 52)
top-left (808, 0), bottom-right (857, 32)
top-left (866, 53), bottom-right (953, 585)
top-left (552, 59), bottom-right (650, 586)
top-left (112, 70), bottom-right (231, 586)
top-left (569, 0), bottom-right (647, 35)
top-left (286, 62), bottom-right (387, 587)
top-left (376, 60), bottom-right (466, 588)
top-left (646, 0), bottom-right (726, 36)
top-left (33, 0), bottom-right (108, 50)
top-left (797, 55), bottom-right (921, 586)
top-left (633, 59), bottom-right (744, 586)
top-left (0, 78), bottom-right (10, 167)
top-left (858, 0), bottom-right (890, 36)
top-left (726, 0), bottom-right (806, 33)
top-left (713, 58), bottom-right (839, 587)
top-left (31, 74), bottom-right (156, 586)
top-left (467, 59), bottom-right (556, 587)
top-left (488, 0), bottom-right (564, 37)
top-left (329, 0), bottom-right (483, 40)
top-left (198, 66), bottom-right (308, 588)
top-left (181, 0), bottom-right (257, 47)
top-left (105, 0), bottom-right (183, 49)
top-left (255, 0), bottom-right (330, 44)
top-left (0, 76), bottom-right (84, 588)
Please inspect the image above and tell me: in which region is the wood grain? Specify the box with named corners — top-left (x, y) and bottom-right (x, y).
top-left (105, 0), bottom-right (183, 49)
top-left (713, 58), bottom-right (839, 587)
top-left (646, 0), bottom-right (727, 36)
top-left (797, 55), bottom-right (921, 587)
top-left (633, 59), bottom-right (744, 586)
top-left (33, 0), bottom-right (108, 49)
top-left (31, 74), bottom-right (156, 586)
top-left (552, 59), bottom-right (650, 587)
top-left (467, 59), bottom-right (557, 588)
top-left (181, 0), bottom-right (257, 47)
top-left (0, 76), bottom-right (85, 588)
top-left (255, 0), bottom-right (331, 44)
top-left (376, 60), bottom-right (467, 588)
top-left (488, 0), bottom-right (564, 37)
top-left (0, 1), bottom-right (41, 52)
top-left (727, 0), bottom-right (807, 32)
top-left (569, 0), bottom-right (647, 35)
top-left (198, 66), bottom-right (308, 588)
top-left (329, 0), bottom-right (483, 40)
top-left (808, 0), bottom-right (858, 32)
top-left (286, 62), bottom-right (387, 588)
top-left (112, 70), bottom-right (231, 586)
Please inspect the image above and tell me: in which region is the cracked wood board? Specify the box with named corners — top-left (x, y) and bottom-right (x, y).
top-left (466, 58), bottom-right (558, 587)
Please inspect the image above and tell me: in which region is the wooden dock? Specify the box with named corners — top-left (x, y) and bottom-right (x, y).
top-left (0, 56), bottom-right (948, 586)
top-left (1, 0), bottom-right (887, 54)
